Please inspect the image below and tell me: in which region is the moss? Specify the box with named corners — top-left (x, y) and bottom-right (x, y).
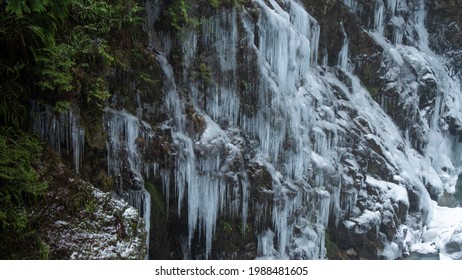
top-left (38, 239), bottom-right (51, 260)
top-left (209, 0), bottom-right (221, 8)
top-left (212, 217), bottom-right (255, 258)
top-left (145, 181), bottom-right (170, 259)
top-left (221, 220), bottom-right (233, 234)
top-left (81, 113), bottom-right (106, 150)
top-left (186, 104), bottom-right (206, 135)
top-left (209, 0), bottom-right (251, 9)
top-left (198, 62), bottom-right (213, 85)
top-left (95, 171), bottom-right (115, 192)
top-left (366, 85), bottom-right (380, 100)
top-left (62, 183), bottom-right (96, 215)
top-left (163, 0), bottom-right (200, 31)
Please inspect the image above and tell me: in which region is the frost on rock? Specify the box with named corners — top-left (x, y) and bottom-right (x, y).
top-left (45, 182), bottom-right (147, 260)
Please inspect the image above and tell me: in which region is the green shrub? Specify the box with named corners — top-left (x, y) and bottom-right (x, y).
top-left (0, 0), bottom-right (144, 121)
top-left (0, 130), bottom-right (48, 259)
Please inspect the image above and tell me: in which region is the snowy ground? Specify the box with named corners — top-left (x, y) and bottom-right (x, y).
top-left (45, 182), bottom-right (147, 260)
top-left (411, 201), bottom-right (462, 260)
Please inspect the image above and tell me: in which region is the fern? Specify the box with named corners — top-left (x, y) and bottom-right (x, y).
top-left (5, 0), bottom-right (32, 16)
top-left (35, 44), bottom-right (75, 93)
top-left (29, 0), bottom-right (50, 13)
top-left (0, 0), bottom-right (146, 258)
top-left (0, 131), bottom-right (48, 258)
top-left (209, 0), bottom-right (221, 8)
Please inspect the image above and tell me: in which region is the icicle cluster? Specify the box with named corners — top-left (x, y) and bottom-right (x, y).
top-left (31, 103), bottom-right (85, 174)
top-left (104, 109), bottom-right (152, 259)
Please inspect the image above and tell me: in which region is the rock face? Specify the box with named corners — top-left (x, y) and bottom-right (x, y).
top-left (32, 0), bottom-right (462, 259)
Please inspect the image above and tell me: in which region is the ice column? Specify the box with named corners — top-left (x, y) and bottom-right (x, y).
top-left (199, 9), bottom-right (240, 127)
top-left (338, 23), bottom-right (349, 71)
top-left (374, 0), bottom-right (385, 35)
top-left (343, 0), bottom-right (360, 14)
top-left (104, 109), bottom-right (151, 258)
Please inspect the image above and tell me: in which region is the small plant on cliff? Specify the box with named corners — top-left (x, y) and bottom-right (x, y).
top-left (164, 0), bottom-right (201, 31)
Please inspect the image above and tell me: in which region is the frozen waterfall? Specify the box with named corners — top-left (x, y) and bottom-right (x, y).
top-left (29, 0), bottom-right (462, 260)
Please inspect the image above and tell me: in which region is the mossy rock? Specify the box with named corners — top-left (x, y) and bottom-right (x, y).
top-left (212, 218), bottom-right (256, 259)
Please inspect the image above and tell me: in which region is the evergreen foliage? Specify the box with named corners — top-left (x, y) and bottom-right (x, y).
top-left (0, 0), bottom-right (144, 259)
top-left (0, 0), bottom-right (143, 125)
top-left (0, 129), bottom-right (48, 259)
top-left (162, 0), bottom-right (250, 31)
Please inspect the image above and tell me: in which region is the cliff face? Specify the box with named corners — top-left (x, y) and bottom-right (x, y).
top-left (32, 0), bottom-right (462, 259)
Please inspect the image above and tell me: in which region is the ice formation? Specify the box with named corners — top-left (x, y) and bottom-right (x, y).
top-left (30, 0), bottom-right (462, 259)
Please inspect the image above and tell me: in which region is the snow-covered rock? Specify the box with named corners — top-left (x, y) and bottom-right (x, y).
top-left (45, 182), bottom-right (147, 260)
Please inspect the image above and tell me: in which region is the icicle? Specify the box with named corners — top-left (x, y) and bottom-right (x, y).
top-left (387, 0), bottom-right (398, 15)
top-left (240, 173), bottom-right (250, 233)
top-left (328, 182), bottom-right (342, 226)
top-left (287, 0), bottom-right (320, 66)
top-left (69, 111), bottom-right (85, 175)
top-left (144, 189), bottom-right (151, 259)
top-left (155, 54), bottom-right (184, 129)
top-left (198, 9), bottom-right (240, 127)
top-left (317, 190), bottom-right (331, 228)
top-left (30, 102), bottom-right (85, 174)
top-left (312, 127), bottom-right (328, 155)
top-left (272, 199), bottom-right (289, 259)
top-left (343, 0), bottom-right (360, 15)
top-left (172, 132), bottom-right (195, 219)
top-left (256, 0), bottom-right (314, 93)
top-left (161, 168), bottom-right (171, 216)
top-left (341, 189), bottom-right (358, 219)
top-left (338, 23), bottom-right (349, 71)
top-left (104, 109), bottom-right (152, 259)
top-left (127, 189), bottom-right (151, 259)
top-left (257, 229), bottom-right (277, 258)
top-left (373, 0), bottom-right (385, 35)
top-left (310, 22), bottom-right (320, 66)
top-left (322, 48), bottom-right (328, 67)
top-left (414, 0), bottom-right (430, 53)
top-left (105, 109), bottom-right (142, 186)
top-left (391, 16), bottom-right (404, 44)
